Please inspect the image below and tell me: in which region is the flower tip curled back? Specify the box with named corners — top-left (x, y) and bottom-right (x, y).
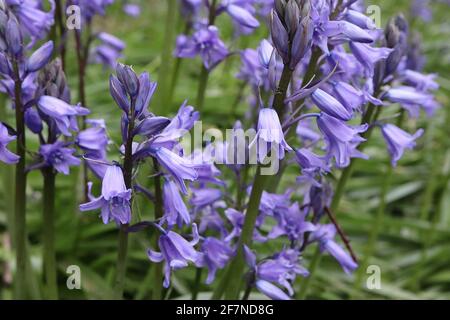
top-left (0, 123), bottom-right (20, 164)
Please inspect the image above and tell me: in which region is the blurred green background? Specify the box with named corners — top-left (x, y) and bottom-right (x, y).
top-left (0, 0), bottom-right (449, 299)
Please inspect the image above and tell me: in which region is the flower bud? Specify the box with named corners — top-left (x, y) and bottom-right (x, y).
top-left (109, 74), bottom-right (130, 113)
top-left (284, 0), bottom-right (300, 37)
top-left (270, 10), bottom-right (289, 64)
top-left (27, 41), bottom-right (54, 72)
top-left (24, 107), bottom-right (43, 134)
top-left (0, 51), bottom-right (12, 75)
top-left (6, 17), bottom-right (22, 57)
top-left (38, 58), bottom-right (71, 102)
top-left (116, 63), bottom-right (139, 97)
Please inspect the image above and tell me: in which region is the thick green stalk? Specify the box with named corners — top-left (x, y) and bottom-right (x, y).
top-left (196, 66), bottom-right (210, 112)
top-left (217, 65), bottom-right (294, 300)
top-left (194, 0), bottom-right (217, 112)
top-left (191, 268), bottom-right (203, 300)
top-left (113, 100), bottom-right (136, 299)
top-left (42, 168), bottom-right (58, 299)
top-left (156, 0), bottom-right (178, 114)
top-left (151, 158), bottom-right (164, 300)
top-left (12, 61), bottom-right (27, 299)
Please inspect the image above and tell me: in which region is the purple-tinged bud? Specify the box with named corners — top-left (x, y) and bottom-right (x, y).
top-left (116, 63), bottom-right (139, 97)
top-left (290, 16), bottom-right (313, 69)
top-left (284, 0), bottom-right (300, 37)
top-left (0, 51), bottom-right (12, 75)
top-left (27, 41), bottom-right (54, 73)
top-left (226, 4), bottom-right (260, 29)
top-left (38, 59), bottom-right (70, 102)
top-left (270, 10), bottom-right (289, 64)
top-left (24, 108), bottom-right (43, 134)
top-left (135, 72), bottom-right (157, 115)
top-left (109, 74), bottom-right (130, 113)
top-left (6, 17), bottom-right (22, 57)
top-left (274, 0), bottom-right (286, 18)
top-left (133, 116), bottom-right (170, 137)
top-left (311, 89), bottom-right (353, 121)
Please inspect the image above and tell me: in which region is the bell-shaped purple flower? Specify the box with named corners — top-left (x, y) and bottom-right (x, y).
top-left (249, 108), bottom-right (292, 163)
top-left (255, 280), bottom-right (291, 300)
top-left (381, 124), bottom-right (424, 166)
top-left (39, 141), bottom-right (81, 175)
top-left (175, 26), bottom-right (229, 70)
top-left (153, 147), bottom-right (198, 195)
top-left (147, 224), bottom-right (200, 288)
top-left (258, 39), bottom-right (273, 69)
top-left (317, 113), bottom-right (368, 168)
top-left (162, 179), bottom-right (190, 227)
top-left (0, 122), bottom-right (20, 164)
top-left (93, 33), bottom-right (125, 69)
top-left (189, 187), bottom-right (222, 211)
top-left (310, 224), bottom-right (358, 274)
top-left (196, 237), bottom-right (234, 284)
top-left (311, 89), bottom-right (353, 121)
top-left (350, 42), bottom-right (393, 76)
top-left (79, 165), bottom-right (132, 225)
top-left (225, 3), bottom-right (260, 29)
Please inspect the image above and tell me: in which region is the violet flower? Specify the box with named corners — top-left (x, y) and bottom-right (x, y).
top-left (162, 179), bottom-right (191, 227)
top-left (39, 141), bottom-right (81, 175)
top-left (197, 237), bottom-right (234, 284)
top-left (316, 113), bottom-right (368, 168)
top-left (381, 124), bottom-right (424, 166)
top-left (249, 108), bottom-right (292, 163)
top-left (93, 32), bottom-right (125, 69)
top-left (147, 224), bottom-right (200, 288)
top-left (0, 122), bottom-right (20, 164)
top-left (175, 26), bottom-right (229, 70)
top-left (311, 88), bottom-right (353, 121)
top-left (80, 165), bottom-right (132, 225)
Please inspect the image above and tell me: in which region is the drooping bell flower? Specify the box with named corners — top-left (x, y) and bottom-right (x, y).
top-left (152, 147), bottom-right (198, 195)
top-left (79, 165), bottom-right (132, 225)
top-left (93, 33), bottom-right (125, 69)
top-left (310, 224), bottom-right (358, 274)
top-left (249, 108), bottom-right (292, 163)
top-left (258, 39), bottom-right (273, 69)
top-left (196, 237), bottom-right (234, 284)
top-left (221, 1), bottom-right (260, 30)
top-left (0, 122), bottom-right (19, 164)
top-left (224, 208), bottom-right (265, 242)
top-left (26, 40), bottom-right (54, 73)
top-left (37, 95), bottom-right (89, 136)
top-left (386, 86), bottom-right (439, 117)
top-left (123, 3), bottom-right (141, 17)
top-left (316, 113), bottom-right (368, 168)
top-left (147, 224), bottom-right (200, 288)
top-left (39, 141), bottom-right (81, 175)
top-left (381, 124), bottom-right (424, 166)
top-left (331, 82), bottom-right (365, 112)
top-left (402, 70), bottom-right (439, 92)
top-left (349, 42), bottom-right (393, 76)
top-left (189, 187), bottom-right (222, 211)
top-left (162, 179), bottom-right (190, 227)
top-left (311, 88), bottom-right (353, 121)
top-left (175, 26), bottom-right (229, 70)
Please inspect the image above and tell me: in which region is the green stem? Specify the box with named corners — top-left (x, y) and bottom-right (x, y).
top-left (151, 158), bottom-right (164, 300)
top-left (113, 98), bottom-right (136, 299)
top-left (42, 168), bottom-right (58, 299)
top-left (191, 268), bottom-right (203, 300)
top-left (196, 65), bottom-right (210, 112)
top-left (13, 60), bottom-right (27, 299)
top-left (217, 64), bottom-right (293, 300)
top-left (156, 0), bottom-right (178, 115)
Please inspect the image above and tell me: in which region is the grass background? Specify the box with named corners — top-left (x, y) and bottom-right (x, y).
top-left (0, 0), bottom-right (449, 299)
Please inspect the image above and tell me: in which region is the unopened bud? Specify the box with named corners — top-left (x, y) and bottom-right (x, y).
top-left (116, 63), bottom-right (139, 97)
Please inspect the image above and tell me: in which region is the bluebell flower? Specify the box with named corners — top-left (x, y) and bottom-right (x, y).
top-left (316, 113), bottom-right (368, 168)
top-left (237, 48), bottom-right (267, 87)
top-left (221, 1), bottom-right (260, 30)
top-left (39, 141), bottom-right (81, 175)
top-left (175, 26), bottom-right (229, 70)
top-left (268, 202), bottom-right (316, 242)
top-left (257, 39), bottom-right (273, 69)
top-left (331, 82), bottom-right (365, 113)
top-left (80, 165), bottom-right (132, 225)
top-left (189, 187), bottom-right (222, 211)
top-left (381, 124), bottom-right (424, 166)
top-left (6, 0), bottom-right (55, 43)
top-left (310, 224), bottom-right (358, 274)
top-left (197, 237), bottom-right (234, 284)
top-left (311, 88), bottom-right (353, 121)
top-left (162, 179), bottom-right (190, 227)
top-left (147, 224), bottom-right (200, 288)
top-left (249, 108), bottom-right (292, 163)
top-left (386, 86), bottom-right (439, 117)
top-left (0, 122), bottom-right (19, 164)
top-left (255, 279), bottom-right (291, 300)
top-left (350, 42), bottom-right (393, 76)
top-left (93, 33), bottom-right (125, 69)
top-left (123, 3), bottom-right (141, 17)
top-left (26, 40), bottom-right (54, 72)
top-left (225, 208), bottom-right (265, 242)
top-left (37, 96), bottom-right (89, 136)
top-left (402, 70), bottom-right (439, 92)
top-left (153, 147), bottom-right (198, 195)
top-left (76, 120), bottom-right (108, 152)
